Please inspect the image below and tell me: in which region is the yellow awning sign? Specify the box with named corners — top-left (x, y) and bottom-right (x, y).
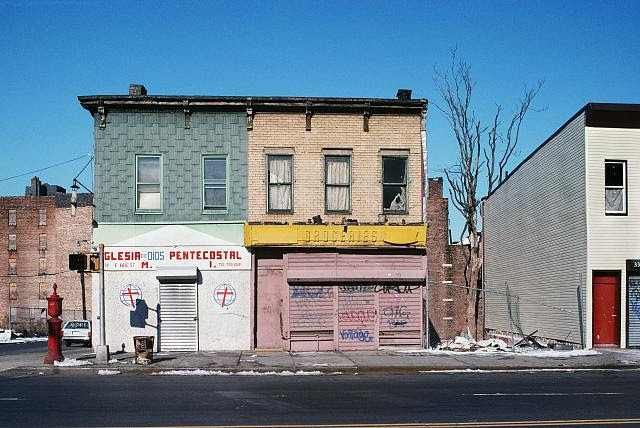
top-left (244, 224), bottom-right (426, 247)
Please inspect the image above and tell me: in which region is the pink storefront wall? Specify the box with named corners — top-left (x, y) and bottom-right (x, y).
top-left (254, 251), bottom-right (426, 351)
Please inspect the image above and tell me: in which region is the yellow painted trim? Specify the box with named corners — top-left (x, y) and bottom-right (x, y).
top-left (244, 223), bottom-right (427, 248)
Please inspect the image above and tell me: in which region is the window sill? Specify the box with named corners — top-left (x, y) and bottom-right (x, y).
top-left (383, 211), bottom-right (409, 215)
top-left (135, 211), bottom-right (163, 215)
top-left (325, 211), bottom-right (352, 215)
top-left (605, 211), bottom-right (628, 216)
top-left (202, 210), bottom-right (229, 215)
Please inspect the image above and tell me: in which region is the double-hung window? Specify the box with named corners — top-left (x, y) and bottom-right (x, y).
top-left (267, 155), bottom-right (293, 212)
top-left (382, 156), bottom-right (408, 212)
top-left (203, 155), bottom-right (228, 211)
top-left (325, 156), bottom-right (351, 213)
top-left (136, 155), bottom-right (162, 212)
top-left (605, 160), bottom-right (626, 214)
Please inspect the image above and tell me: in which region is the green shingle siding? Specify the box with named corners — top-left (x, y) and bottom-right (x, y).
top-left (93, 110), bottom-right (247, 223)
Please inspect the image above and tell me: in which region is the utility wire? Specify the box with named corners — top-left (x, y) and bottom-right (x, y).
top-left (0, 154), bottom-right (92, 183)
top-left (73, 155), bottom-right (94, 180)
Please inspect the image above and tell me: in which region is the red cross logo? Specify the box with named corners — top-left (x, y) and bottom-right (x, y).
top-left (214, 284), bottom-right (236, 307)
top-left (120, 284), bottom-right (142, 308)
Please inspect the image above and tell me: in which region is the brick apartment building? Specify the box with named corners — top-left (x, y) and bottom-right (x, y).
top-left (0, 177), bottom-right (93, 334)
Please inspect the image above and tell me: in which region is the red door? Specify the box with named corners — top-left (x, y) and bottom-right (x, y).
top-left (592, 272), bottom-right (620, 348)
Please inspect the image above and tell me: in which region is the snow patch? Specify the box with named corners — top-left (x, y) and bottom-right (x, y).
top-left (98, 369), bottom-right (121, 376)
top-left (54, 359), bottom-right (93, 367)
top-left (517, 349), bottom-right (600, 358)
top-left (152, 369), bottom-right (324, 376)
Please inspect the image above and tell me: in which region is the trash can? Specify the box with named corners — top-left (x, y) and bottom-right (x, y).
top-left (133, 336), bottom-right (154, 365)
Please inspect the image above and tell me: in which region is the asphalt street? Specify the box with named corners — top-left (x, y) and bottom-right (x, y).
top-left (1, 369), bottom-right (640, 427)
top-left (0, 341), bottom-right (48, 356)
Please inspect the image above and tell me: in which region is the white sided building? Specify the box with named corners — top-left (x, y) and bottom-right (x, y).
top-left (484, 103), bottom-right (640, 349)
top-left (92, 224), bottom-right (251, 352)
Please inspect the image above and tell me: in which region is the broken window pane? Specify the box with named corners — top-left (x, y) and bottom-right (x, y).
top-left (383, 157), bottom-right (406, 184)
top-left (382, 157), bottom-right (407, 212)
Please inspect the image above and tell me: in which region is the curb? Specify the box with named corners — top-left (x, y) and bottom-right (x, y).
top-left (4, 363), bottom-right (640, 377)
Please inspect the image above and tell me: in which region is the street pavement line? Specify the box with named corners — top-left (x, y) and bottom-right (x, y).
top-left (469, 392), bottom-right (622, 396)
top-left (163, 418), bottom-right (640, 428)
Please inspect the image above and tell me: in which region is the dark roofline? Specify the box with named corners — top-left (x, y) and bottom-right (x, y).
top-left (77, 94), bottom-right (427, 115)
top-left (486, 102), bottom-right (640, 199)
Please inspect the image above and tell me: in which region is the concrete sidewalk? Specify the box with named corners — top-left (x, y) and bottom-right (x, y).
top-left (4, 347), bottom-right (640, 376)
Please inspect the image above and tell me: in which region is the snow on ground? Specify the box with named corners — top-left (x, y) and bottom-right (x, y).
top-left (152, 369), bottom-right (326, 376)
top-left (54, 359), bottom-right (93, 367)
top-left (0, 336), bottom-right (48, 344)
top-left (98, 369), bottom-right (121, 375)
top-left (397, 347), bottom-right (600, 357)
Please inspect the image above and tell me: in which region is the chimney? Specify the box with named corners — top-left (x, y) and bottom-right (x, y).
top-left (129, 84), bottom-right (147, 96)
top-left (31, 176), bottom-right (42, 196)
top-left (396, 89), bottom-right (412, 100)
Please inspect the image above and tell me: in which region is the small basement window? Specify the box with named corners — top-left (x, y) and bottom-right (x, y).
top-left (605, 160), bottom-right (626, 214)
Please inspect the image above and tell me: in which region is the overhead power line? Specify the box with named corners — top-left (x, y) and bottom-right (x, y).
top-left (0, 154), bottom-right (92, 183)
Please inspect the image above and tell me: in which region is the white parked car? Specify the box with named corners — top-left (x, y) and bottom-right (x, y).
top-left (61, 320), bottom-right (92, 347)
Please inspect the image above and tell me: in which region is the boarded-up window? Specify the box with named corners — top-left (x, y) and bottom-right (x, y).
top-left (9, 283), bottom-right (17, 300)
top-left (39, 234), bottom-right (46, 251)
top-left (9, 259), bottom-right (16, 275)
top-left (39, 209), bottom-right (47, 226)
top-left (8, 209), bottom-right (16, 226)
top-left (8, 234), bottom-right (16, 251)
top-left (39, 258), bottom-right (46, 275)
top-left (39, 282), bottom-right (48, 300)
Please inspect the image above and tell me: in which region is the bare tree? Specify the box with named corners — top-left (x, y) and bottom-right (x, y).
top-left (435, 49), bottom-right (542, 339)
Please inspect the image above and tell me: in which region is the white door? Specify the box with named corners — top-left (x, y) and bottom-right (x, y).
top-left (159, 282), bottom-right (198, 351)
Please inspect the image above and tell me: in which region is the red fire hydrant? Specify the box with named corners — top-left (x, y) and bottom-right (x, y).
top-left (44, 283), bottom-right (64, 364)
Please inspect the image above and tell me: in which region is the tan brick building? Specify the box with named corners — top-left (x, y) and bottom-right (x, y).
top-left (245, 92), bottom-right (431, 351)
top-left (248, 112), bottom-right (424, 223)
top-left (0, 177), bottom-right (93, 334)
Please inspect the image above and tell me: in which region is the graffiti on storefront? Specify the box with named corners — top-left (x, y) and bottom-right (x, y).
top-left (630, 287), bottom-right (640, 320)
top-left (339, 329), bottom-right (373, 342)
top-left (337, 309), bottom-right (377, 327)
top-left (290, 286), bottom-right (329, 299)
top-left (373, 285), bottom-right (421, 294)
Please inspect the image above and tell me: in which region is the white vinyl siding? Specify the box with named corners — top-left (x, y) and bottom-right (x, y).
top-left (484, 112), bottom-right (587, 344)
top-left (585, 126), bottom-right (640, 348)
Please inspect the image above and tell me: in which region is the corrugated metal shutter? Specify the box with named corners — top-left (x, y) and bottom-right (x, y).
top-left (378, 286), bottom-right (423, 346)
top-left (337, 286), bottom-right (378, 350)
top-left (628, 276), bottom-right (640, 347)
top-left (289, 285), bottom-right (334, 351)
top-left (159, 283), bottom-right (198, 351)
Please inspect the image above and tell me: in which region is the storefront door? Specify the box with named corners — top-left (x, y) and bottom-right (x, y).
top-left (159, 282), bottom-right (198, 351)
top-left (593, 272), bottom-right (620, 348)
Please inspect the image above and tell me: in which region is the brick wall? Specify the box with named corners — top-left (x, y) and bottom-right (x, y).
top-left (248, 112), bottom-right (423, 223)
top-left (0, 196), bottom-right (92, 333)
top-left (426, 178), bottom-right (484, 342)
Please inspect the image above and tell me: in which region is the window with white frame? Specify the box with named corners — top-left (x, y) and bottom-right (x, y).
top-left (8, 209), bottom-right (16, 226)
top-left (267, 155), bottom-right (293, 212)
top-left (203, 156), bottom-right (227, 211)
top-left (605, 160), bottom-right (626, 214)
top-left (325, 156), bottom-right (351, 212)
top-left (39, 209), bottom-right (46, 226)
top-left (136, 155), bottom-right (162, 212)
top-left (382, 156), bottom-right (408, 212)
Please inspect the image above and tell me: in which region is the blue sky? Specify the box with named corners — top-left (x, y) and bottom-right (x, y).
top-left (1, 0), bottom-right (639, 236)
